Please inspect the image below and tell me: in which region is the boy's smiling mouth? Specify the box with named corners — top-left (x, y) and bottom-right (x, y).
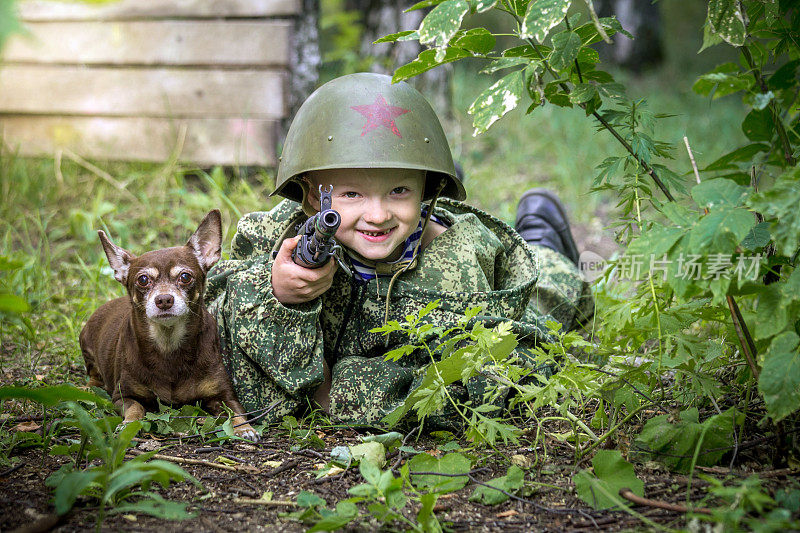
top-left (358, 227), bottom-right (395, 242)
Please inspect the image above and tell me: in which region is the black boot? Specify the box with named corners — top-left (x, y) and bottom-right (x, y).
top-left (515, 188), bottom-right (580, 266)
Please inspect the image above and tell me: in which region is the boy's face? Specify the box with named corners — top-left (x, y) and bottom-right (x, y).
top-left (306, 168), bottom-right (425, 262)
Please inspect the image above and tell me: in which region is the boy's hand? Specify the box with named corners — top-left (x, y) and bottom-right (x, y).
top-left (271, 236), bottom-right (336, 304)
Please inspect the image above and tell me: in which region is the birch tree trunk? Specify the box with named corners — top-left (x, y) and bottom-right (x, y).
top-left (595, 0), bottom-right (663, 72)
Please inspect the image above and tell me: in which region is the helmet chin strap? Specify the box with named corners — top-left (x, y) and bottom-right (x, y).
top-left (381, 178), bottom-right (447, 331)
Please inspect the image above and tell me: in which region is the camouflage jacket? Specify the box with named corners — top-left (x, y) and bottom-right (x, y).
top-left (205, 198), bottom-right (592, 427)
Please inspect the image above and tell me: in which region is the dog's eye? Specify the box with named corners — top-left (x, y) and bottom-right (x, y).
top-left (178, 272), bottom-right (193, 284)
top-left (136, 274), bottom-right (150, 287)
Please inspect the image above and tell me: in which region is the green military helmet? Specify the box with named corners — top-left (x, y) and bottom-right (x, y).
top-left (273, 72), bottom-right (465, 202)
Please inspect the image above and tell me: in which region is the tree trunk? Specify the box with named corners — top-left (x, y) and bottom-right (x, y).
top-left (286, 0), bottom-right (321, 133)
top-left (346, 0), bottom-right (452, 119)
top-left (595, 0), bottom-right (663, 73)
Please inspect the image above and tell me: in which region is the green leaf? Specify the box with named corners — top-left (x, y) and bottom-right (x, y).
top-left (384, 344), bottom-right (418, 362)
top-left (627, 225), bottom-right (684, 258)
top-left (469, 465), bottom-right (524, 504)
top-left (481, 56), bottom-right (530, 74)
top-left (110, 493), bottom-right (195, 520)
top-left (297, 490), bottom-right (326, 508)
top-left (507, 0), bottom-right (530, 16)
top-left (471, 0), bottom-right (499, 12)
top-left (0, 384), bottom-right (113, 409)
top-left (417, 492), bottom-right (442, 532)
top-left (520, 0), bottom-right (572, 42)
top-left (308, 501), bottom-right (358, 532)
top-left (768, 59), bottom-right (800, 90)
top-left (453, 28), bottom-right (495, 53)
top-left (549, 30), bottom-right (581, 71)
top-left (52, 470), bottom-right (103, 515)
top-left (596, 82), bottom-right (626, 100)
top-left (393, 47), bottom-right (472, 82)
top-left (574, 450), bottom-right (643, 510)
top-left (691, 178), bottom-right (748, 209)
top-left (408, 452), bottom-right (471, 493)
top-left (753, 285), bottom-right (787, 340)
top-left (694, 72), bottom-right (752, 99)
top-left (748, 168), bottom-right (800, 256)
top-left (0, 292), bottom-right (29, 313)
top-left (706, 0), bottom-right (746, 46)
top-left (349, 442), bottom-right (386, 468)
top-left (418, 0), bottom-right (470, 49)
top-left (741, 221), bottom-right (771, 250)
top-left (569, 83), bottom-right (597, 104)
top-left (374, 30), bottom-right (417, 44)
top-left (703, 143), bottom-right (770, 171)
top-left (688, 207), bottom-right (754, 253)
top-left (699, 20), bottom-right (724, 52)
top-left (759, 332), bottom-right (800, 422)
top-left (361, 431), bottom-right (403, 448)
top-left (405, 0), bottom-right (449, 12)
top-left (633, 408), bottom-right (741, 472)
top-left (468, 70), bottom-right (525, 135)
top-left (742, 108), bottom-right (775, 142)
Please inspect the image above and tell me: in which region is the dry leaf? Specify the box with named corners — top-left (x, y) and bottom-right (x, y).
top-left (12, 421), bottom-right (40, 432)
top-left (323, 466), bottom-right (345, 477)
top-left (496, 510), bottom-right (518, 518)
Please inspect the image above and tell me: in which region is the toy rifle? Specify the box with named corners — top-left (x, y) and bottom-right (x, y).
top-left (292, 185), bottom-right (341, 268)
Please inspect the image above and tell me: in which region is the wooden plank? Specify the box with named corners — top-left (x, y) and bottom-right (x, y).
top-left (3, 21), bottom-right (292, 66)
top-left (0, 115), bottom-right (277, 166)
top-left (17, 0), bottom-right (300, 21)
top-left (0, 65), bottom-right (286, 118)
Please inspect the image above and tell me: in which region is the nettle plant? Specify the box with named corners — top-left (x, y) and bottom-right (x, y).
top-left (379, 0), bottom-right (799, 461)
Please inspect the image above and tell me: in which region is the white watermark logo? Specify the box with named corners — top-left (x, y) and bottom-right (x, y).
top-left (578, 252), bottom-right (764, 283)
top-left (579, 250), bottom-right (607, 282)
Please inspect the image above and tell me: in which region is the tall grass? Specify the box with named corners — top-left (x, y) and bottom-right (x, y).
top-left (0, 151), bottom-right (276, 382)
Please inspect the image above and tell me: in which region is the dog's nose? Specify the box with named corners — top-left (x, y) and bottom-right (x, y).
top-left (155, 294), bottom-right (174, 310)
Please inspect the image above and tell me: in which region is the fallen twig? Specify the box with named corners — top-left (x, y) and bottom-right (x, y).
top-left (0, 461), bottom-right (25, 477)
top-left (263, 458), bottom-right (300, 478)
top-left (233, 498), bottom-right (297, 507)
top-left (126, 449), bottom-right (258, 473)
top-left (619, 488), bottom-right (712, 515)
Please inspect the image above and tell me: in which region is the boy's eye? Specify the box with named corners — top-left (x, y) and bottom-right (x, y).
top-left (391, 187), bottom-right (410, 195)
top-left (343, 191), bottom-right (361, 199)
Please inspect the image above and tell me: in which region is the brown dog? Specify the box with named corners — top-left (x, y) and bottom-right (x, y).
top-left (79, 210), bottom-right (257, 441)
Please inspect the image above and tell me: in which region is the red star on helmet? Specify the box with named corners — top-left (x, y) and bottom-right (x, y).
top-left (350, 95), bottom-right (410, 138)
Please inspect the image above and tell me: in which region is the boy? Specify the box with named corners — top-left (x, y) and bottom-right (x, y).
top-left (205, 73), bottom-right (592, 427)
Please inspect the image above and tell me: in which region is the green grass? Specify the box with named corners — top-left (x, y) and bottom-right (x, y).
top-left (0, 153), bottom-right (278, 382)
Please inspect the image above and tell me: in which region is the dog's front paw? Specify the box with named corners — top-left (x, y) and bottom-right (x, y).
top-left (234, 423), bottom-right (259, 442)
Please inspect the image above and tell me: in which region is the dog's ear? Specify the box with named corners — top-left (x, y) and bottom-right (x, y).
top-left (98, 230), bottom-right (133, 284)
top-left (188, 209), bottom-right (222, 272)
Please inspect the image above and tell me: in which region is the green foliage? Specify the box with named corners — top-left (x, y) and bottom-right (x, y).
top-left (47, 402), bottom-right (199, 525)
top-left (573, 450), bottom-right (643, 510)
top-left (696, 475), bottom-right (800, 531)
top-left (469, 465), bottom-right (524, 504)
top-left (384, 0), bottom-right (800, 432)
top-left (632, 408), bottom-right (742, 473)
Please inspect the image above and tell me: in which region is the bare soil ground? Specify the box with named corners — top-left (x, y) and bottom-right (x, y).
top-left (1, 392), bottom-right (795, 533)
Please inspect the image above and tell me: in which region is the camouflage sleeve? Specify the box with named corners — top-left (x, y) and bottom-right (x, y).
top-left (217, 254), bottom-right (326, 396)
top-left (206, 205), bottom-right (326, 402)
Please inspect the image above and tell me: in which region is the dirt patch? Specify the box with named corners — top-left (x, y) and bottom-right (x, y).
top-left (3, 424), bottom-right (788, 533)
